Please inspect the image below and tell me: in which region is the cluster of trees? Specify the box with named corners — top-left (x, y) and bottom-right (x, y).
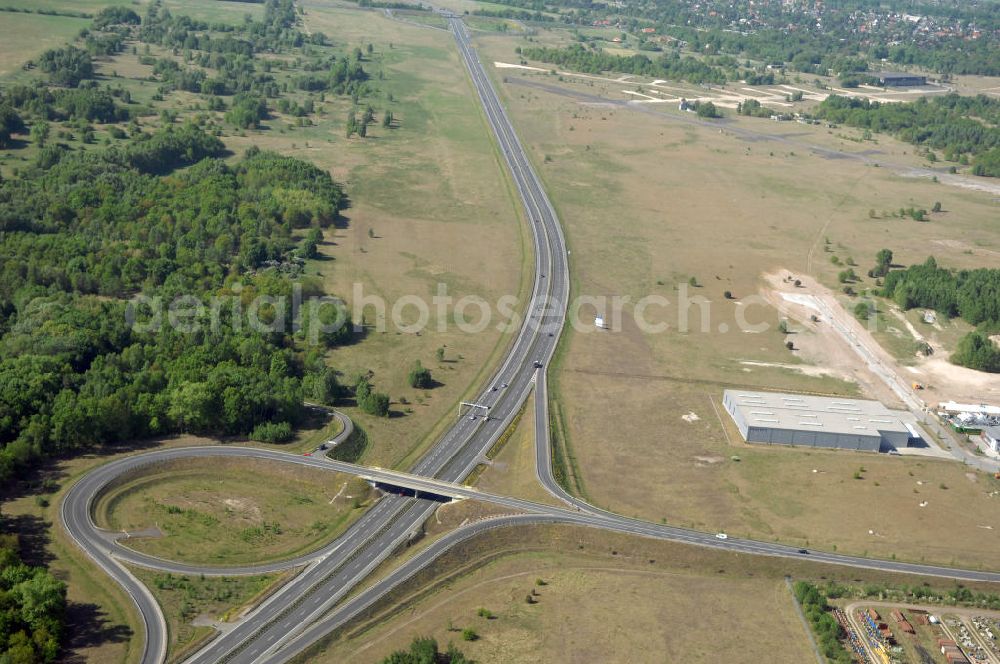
top-left (870, 248), bottom-right (893, 278)
top-left (0, 533), bottom-right (66, 663)
top-left (0, 104), bottom-right (24, 148)
top-left (225, 93), bottom-right (268, 129)
top-left (879, 256), bottom-right (1000, 372)
top-left (381, 637), bottom-right (472, 664)
top-left (139, 0), bottom-right (305, 55)
top-left (881, 257), bottom-right (1000, 326)
top-left (693, 100), bottom-right (721, 118)
top-left (36, 47), bottom-right (94, 88)
top-left (355, 377), bottom-right (390, 417)
top-left (1, 83), bottom-right (131, 125)
top-left (91, 6), bottom-right (141, 30)
top-left (736, 98), bottom-right (775, 118)
top-left (813, 94), bottom-right (1000, 177)
top-left (792, 581), bottom-right (852, 664)
top-left (117, 1), bottom-right (371, 123)
top-left (952, 332), bottom-right (1000, 373)
top-left (0, 129), bottom-right (357, 482)
top-left (407, 361), bottom-right (433, 389)
top-left (346, 106), bottom-right (380, 138)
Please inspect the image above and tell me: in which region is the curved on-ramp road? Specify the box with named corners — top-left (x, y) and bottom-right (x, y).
top-left (60, 420), bottom-right (358, 664)
top-left (59, 15), bottom-right (1000, 664)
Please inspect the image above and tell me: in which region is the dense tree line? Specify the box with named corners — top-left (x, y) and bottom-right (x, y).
top-left (519, 43), bottom-right (733, 84)
top-left (881, 257), bottom-right (1000, 326)
top-left (879, 256), bottom-right (1000, 373)
top-left (813, 94), bottom-right (1000, 176)
top-left (792, 581), bottom-right (852, 664)
top-left (0, 128), bottom-right (355, 483)
top-left (0, 532), bottom-right (66, 663)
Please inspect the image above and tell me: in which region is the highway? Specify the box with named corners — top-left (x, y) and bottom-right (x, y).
top-left (59, 12), bottom-right (573, 664)
top-left (58, 14), bottom-right (1000, 664)
top-left (180, 15), bottom-right (573, 664)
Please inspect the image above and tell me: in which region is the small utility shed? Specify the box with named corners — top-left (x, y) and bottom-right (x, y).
top-left (722, 390), bottom-right (911, 452)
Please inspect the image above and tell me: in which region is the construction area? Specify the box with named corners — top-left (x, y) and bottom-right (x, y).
top-left (839, 603), bottom-right (1000, 664)
top-left (939, 402), bottom-right (1000, 434)
top-left (723, 390), bottom-right (914, 452)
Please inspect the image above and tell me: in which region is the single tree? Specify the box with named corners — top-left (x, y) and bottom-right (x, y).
top-left (408, 361), bottom-right (433, 389)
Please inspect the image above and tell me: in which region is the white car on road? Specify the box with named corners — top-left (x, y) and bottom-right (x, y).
top-left (715, 533), bottom-right (728, 540)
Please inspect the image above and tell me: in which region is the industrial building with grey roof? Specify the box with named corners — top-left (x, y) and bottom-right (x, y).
top-left (723, 390), bottom-right (911, 452)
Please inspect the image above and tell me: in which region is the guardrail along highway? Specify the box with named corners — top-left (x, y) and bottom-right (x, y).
top-left (59, 16), bottom-right (1000, 664)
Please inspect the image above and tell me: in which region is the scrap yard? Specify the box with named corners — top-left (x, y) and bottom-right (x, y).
top-left (841, 603), bottom-right (1000, 664)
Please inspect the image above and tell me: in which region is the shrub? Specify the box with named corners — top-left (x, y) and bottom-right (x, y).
top-left (250, 421), bottom-right (294, 443)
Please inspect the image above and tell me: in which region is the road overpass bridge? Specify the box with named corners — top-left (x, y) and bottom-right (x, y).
top-left (322, 459), bottom-right (553, 514)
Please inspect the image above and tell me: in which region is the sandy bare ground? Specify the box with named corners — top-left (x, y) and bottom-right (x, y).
top-left (760, 272), bottom-right (905, 408)
top-left (762, 271), bottom-right (1000, 410)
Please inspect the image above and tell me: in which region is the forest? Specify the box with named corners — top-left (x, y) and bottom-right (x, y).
top-left (0, 131), bottom-right (355, 483)
top-left (880, 257), bottom-right (1000, 372)
top-left (0, 0), bottom-right (391, 489)
top-left (813, 94), bottom-right (1000, 177)
top-left (0, 532), bottom-right (65, 664)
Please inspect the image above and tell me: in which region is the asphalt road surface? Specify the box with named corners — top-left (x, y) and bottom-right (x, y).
top-left (58, 16), bottom-right (1000, 664)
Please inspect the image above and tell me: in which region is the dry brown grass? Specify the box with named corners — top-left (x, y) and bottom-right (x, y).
top-left (96, 457), bottom-right (372, 566)
top-left (131, 568), bottom-right (287, 664)
top-left (0, 12), bottom-right (89, 76)
top-left (215, 5), bottom-right (533, 470)
top-left (474, 395), bottom-right (566, 507)
top-left (461, 30), bottom-right (1000, 570)
top-left (301, 523), bottom-right (1000, 664)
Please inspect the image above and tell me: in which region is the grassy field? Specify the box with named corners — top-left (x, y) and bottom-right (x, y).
top-left (97, 457), bottom-right (372, 566)
top-left (473, 395), bottom-right (565, 506)
top-left (0, 11), bottom-right (90, 76)
top-left (0, 0), bottom-right (263, 20)
top-left (328, 554), bottom-right (812, 663)
top-left (0, 0), bottom-right (260, 76)
top-left (462, 28), bottom-right (1000, 570)
top-left (300, 523), bottom-right (1000, 664)
top-left (132, 568), bottom-right (287, 663)
top-left (284, 4), bottom-right (529, 470)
